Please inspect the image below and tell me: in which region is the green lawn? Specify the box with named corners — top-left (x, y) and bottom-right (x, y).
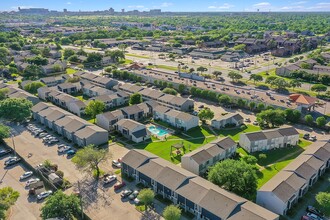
top-left (124, 59), bottom-right (133, 64)
top-left (214, 125), bottom-right (261, 141)
top-left (133, 125), bottom-right (216, 164)
top-left (66, 68), bottom-right (77, 74)
top-left (256, 138), bottom-right (312, 188)
top-left (134, 136), bottom-right (216, 164)
top-left (126, 53), bottom-right (149, 59)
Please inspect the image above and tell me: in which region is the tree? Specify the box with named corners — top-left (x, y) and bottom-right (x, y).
top-left (129, 93), bottom-right (143, 105)
top-left (197, 66), bottom-right (208, 74)
top-left (163, 205), bottom-right (181, 220)
top-left (0, 88), bottom-right (9, 100)
top-left (178, 84), bottom-right (186, 94)
top-left (212, 71), bottom-right (222, 79)
top-left (285, 109), bottom-right (301, 123)
top-left (24, 81), bottom-right (46, 94)
top-left (189, 68), bottom-right (195, 73)
top-left (118, 44), bottom-right (128, 53)
top-left (105, 50), bottom-right (125, 63)
top-left (72, 145), bottom-right (111, 179)
top-left (41, 190), bottom-right (80, 220)
top-left (258, 153), bottom-right (267, 160)
top-left (228, 71), bottom-right (242, 82)
top-left (53, 64), bottom-right (63, 72)
top-left (316, 116), bottom-right (326, 127)
top-left (0, 98), bottom-right (33, 122)
top-left (236, 98), bottom-right (246, 108)
top-left (315, 192), bottom-right (330, 213)
top-left (85, 100), bottom-right (106, 123)
top-left (0, 187), bottom-right (19, 219)
top-left (27, 56), bottom-right (48, 65)
top-left (198, 108), bottom-right (214, 123)
top-left (272, 78), bottom-right (289, 90)
top-left (137, 189), bottom-right (155, 211)
top-left (68, 55), bottom-right (79, 63)
top-left (265, 76), bottom-right (278, 85)
top-left (218, 95), bottom-right (232, 106)
top-left (208, 160), bottom-right (257, 200)
top-left (289, 80), bottom-right (302, 91)
top-left (257, 103), bottom-right (265, 112)
top-left (86, 52), bottom-right (103, 66)
top-left (311, 84), bottom-right (327, 94)
top-left (233, 44), bottom-right (246, 51)
top-left (0, 123), bottom-right (10, 140)
top-left (256, 109), bottom-right (286, 128)
top-left (249, 102), bottom-right (256, 110)
top-left (23, 64), bottom-right (44, 78)
top-left (304, 114), bottom-right (314, 125)
top-left (66, 76), bottom-right (80, 83)
top-left (249, 74), bottom-right (263, 84)
top-left (242, 155), bottom-right (258, 165)
top-left (163, 88), bottom-right (178, 95)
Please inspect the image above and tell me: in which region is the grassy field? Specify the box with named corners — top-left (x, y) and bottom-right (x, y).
top-left (123, 59), bottom-right (133, 65)
top-left (134, 125), bottom-right (216, 164)
top-left (214, 125), bottom-right (261, 141)
top-left (256, 138), bottom-right (312, 188)
top-left (126, 53), bottom-right (149, 59)
top-left (66, 68), bottom-right (77, 74)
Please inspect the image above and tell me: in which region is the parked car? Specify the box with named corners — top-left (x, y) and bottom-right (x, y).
top-left (0, 149), bottom-right (12, 157)
top-left (20, 171), bottom-right (33, 180)
top-left (198, 105), bottom-right (204, 109)
top-left (128, 190), bottom-right (139, 200)
top-left (309, 136), bottom-right (317, 142)
top-left (38, 132), bottom-right (48, 138)
top-left (112, 160), bottom-right (121, 168)
top-left (133, 198), bottom-right (140, 204)
top-left (121, 189), bottom-right (133, 198)
top-left (103, 175), bottom-right (117, 185)
top-left (253, 121), bottom-right (259, 125)
top-left (26, 178), bottom-right (40, 187)
top-left (37, 190), bottom-right (52, 201)
top-left (47, 138), bottom-right (59, 145)
top-left (114, 181), bottom-right (126, 190)
top-left (66, 150), bottom-right (76, 156)
top-left (5, 157), bottom-right (21, 167)
top-left (303, 133), bottom-right (310, 140)
top-left (306, 212), bottom-right (323, 220)
top-left (306, 206), bottom-right (324, 218)
top-left (58, 146), bottom-right (72, 153)
top-left (244, 118), bottom-right (251, 123)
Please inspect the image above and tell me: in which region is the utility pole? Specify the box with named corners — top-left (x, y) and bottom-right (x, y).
top-left (78, 181), bottom-right (84, 220)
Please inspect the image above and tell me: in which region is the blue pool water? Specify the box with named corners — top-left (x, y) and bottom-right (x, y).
top-left (148, 126), bottom-right (169, 137)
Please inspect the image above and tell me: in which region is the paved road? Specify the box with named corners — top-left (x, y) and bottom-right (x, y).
top-left (0, 150), bottom-right (42, 220)
top-left (4, 123), bottom-right (142, 220)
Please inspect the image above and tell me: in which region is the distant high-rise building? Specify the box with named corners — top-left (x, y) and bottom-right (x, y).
top-left (109, 7), bottom-right (115, 14)
top-left (150, 9), bottom-right (161, 14)
top-left (121, 9), bottom-right (125, 13)
top-left (63, 9), bottom-right (67, 13)
top-left (18, 7), bottom-right (49, 14)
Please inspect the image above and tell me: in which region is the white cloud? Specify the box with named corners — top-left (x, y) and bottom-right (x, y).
top-left (253, 2), bottom-right (271, 8)
top-left (66, 2), bottom-right (72, 5)
top-left (307, 2), bottom-right (330, 9)
top-left (160, 2), bottom-right (173, 7)
top-left (208, 3), bottom-right (235, 10)
top-left (280, 5), bottom-right (304, 10)
top-left (291, 1), bottom-right (307, 5)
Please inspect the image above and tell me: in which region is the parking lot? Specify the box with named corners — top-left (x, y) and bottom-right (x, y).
top-left (0, 151), bottom-right (42, 220)
top-left (3, 123), bottom-right (143, 220)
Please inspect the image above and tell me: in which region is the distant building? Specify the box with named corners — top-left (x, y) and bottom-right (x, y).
top-left (150, 9), bottom-right (161, 14)
top-left (109, 7), bottom-right (115, 14)
top-left (18, 7), bottom-right (49, 14)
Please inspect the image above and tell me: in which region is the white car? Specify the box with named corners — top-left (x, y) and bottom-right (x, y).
top-left (20, 171), bottom-right (33, 180)
top-left (134, 198), bottom-right (140, 204)
top-left (26, 178), bottom-right (40, 187)
top-left (104, 175), bottom-right (117, 184)
top-left (58, 146), bottom-right (71, 153)
top-left (37, 190), bottom-right (52, 200)
top-left (38, 133), bottom-right (48, 138)
top-left (4, 156), bottom-right (18, 165)
top-left (112, 160), bottom-right (121, 168)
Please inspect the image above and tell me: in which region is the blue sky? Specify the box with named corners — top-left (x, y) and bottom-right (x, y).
top-left (2, 0), bottom-right (330, 12)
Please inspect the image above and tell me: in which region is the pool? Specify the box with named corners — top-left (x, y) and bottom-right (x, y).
top-left (148, 125), bottom-right (169, 137)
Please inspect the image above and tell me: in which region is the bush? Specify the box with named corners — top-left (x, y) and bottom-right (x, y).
top-left (258, 153), bottom-right (267, 160)
top-left (55, 170), bottom-right (64, 178)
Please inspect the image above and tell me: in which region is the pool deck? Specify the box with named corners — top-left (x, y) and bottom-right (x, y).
top-left (146, 123), bottom-right (174, 139)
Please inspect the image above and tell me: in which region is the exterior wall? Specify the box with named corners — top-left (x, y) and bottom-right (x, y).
top-left (96, 115), bottom-right (111, 130)
top-left (68, 103), bottom-right (85, 117)
top-left (239, 134), bottom-right (252, 152)
top-left (180, 100), bottom-right (194, 112)
top-left (85, 132), bottom-right (109, 146)
top-left (181, 157), bottom-right (199, 175)
top-left (257, 191), bottom-right (286, 215)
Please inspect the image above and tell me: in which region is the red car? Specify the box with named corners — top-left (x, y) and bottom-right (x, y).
top-left (114, 181), bottom-right (126, 190)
